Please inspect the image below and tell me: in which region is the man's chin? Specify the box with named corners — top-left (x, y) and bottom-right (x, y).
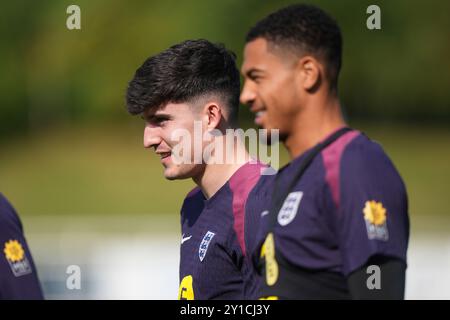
top-left (164, 174), bottom-right (178, 181)
top-left (163, 167), bottom-right (191, 180)
top-left (259, 128), bottom-right (284, 145)
top-left (163, 170), bottom-right (182, 181)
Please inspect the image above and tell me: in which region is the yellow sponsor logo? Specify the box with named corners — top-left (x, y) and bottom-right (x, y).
top-left (260, 232), bottom-right (278, 286)
top-left (259, 296), bottom-right (279, 300)
top-left (363, 200), bottom-right (387, 226)
top-left (178, 275), bottom-right (194, 300)
top-left (3, 239), bottom-right (32, 277)
top-left (4, 239), bottom-right (25, 262)
top-left (363, 200), bottom-right (389, 241)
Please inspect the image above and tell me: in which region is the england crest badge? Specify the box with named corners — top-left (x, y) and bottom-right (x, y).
top-left (278, 191), bottom-right (303, 226)
top-left (199, 231), bottom-right (216, 262)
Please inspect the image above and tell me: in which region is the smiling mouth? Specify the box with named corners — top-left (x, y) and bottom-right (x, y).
top-left (159, 152), bottom-right (171, 160)
top-left (254, 110), bottom-right (267, 125)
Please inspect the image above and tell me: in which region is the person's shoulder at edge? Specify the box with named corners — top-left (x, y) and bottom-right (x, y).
top-left (341, 130), bottom-right (405, 182)
top-left (0, 193), bottom-right (23, 232)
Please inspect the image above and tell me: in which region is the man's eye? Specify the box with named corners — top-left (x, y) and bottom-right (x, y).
top-left (155, 118), bottom-right (169, 126)
top-left (251, 76), bottom-right (261, 83)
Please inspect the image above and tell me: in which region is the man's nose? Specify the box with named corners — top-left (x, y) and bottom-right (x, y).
top-left (240, 81), bottom-right (256, 106)
top-left (143, 125), bottom-right (162, 149)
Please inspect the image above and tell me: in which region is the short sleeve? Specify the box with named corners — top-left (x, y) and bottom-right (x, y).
top-left (338, 139), bottom-right (409, 276)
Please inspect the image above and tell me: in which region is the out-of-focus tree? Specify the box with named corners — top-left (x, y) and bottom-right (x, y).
top-left (1, 0), bottom-right (449, 139)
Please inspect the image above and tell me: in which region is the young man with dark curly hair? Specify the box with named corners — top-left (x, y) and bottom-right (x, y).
top-left (126, 39), bottom-right (267, 299)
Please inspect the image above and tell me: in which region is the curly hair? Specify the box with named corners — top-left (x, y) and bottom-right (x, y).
top-left (246, 4), bottom-right (342, 90)
top-left (126, 39), bottom-right (240, 122)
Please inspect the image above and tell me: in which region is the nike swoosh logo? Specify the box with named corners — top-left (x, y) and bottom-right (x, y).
top-left (261, 210), bottom-right (269, 217)
top-left (181, 234), bottom-right (192, 244)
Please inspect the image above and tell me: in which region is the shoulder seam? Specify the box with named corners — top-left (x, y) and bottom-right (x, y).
top-left (321, 131), bottom-right (360, 210)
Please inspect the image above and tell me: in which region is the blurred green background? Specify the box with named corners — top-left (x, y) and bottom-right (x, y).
top-left (1, 0), bottom-right (449, 228)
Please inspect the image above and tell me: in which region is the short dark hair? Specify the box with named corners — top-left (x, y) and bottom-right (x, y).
top-left (246, 4), bottom-right (342, 90)
top-left (126, 39), bottom-right (240, 123)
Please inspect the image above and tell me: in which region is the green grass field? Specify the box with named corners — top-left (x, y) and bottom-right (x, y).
top-left (0, 121), bottom-right (449, 233)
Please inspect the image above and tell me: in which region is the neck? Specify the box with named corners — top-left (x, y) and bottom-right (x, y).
top-left (193, 136), bottom-right (250, 199)
top-left (285, 94), bottom-right (346, 159)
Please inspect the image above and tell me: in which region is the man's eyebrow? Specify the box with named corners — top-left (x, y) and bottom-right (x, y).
top-left (141, 112), bottom-right (172, 121)
top-left (243, 68), bottom-right (264, 78)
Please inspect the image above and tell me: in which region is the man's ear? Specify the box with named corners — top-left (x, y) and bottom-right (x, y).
top-left (203, 102), bottom-right (223, 130)
top-left (296, 56), bottom-right (322, 92)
